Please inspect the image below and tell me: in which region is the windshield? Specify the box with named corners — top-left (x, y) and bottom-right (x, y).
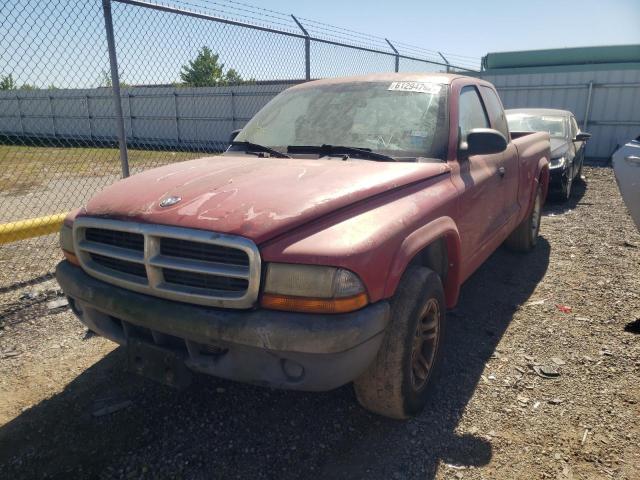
top-left (506, 113), bottom-right (567, 139)
top-left (235, 81), bottom-right (449, 160)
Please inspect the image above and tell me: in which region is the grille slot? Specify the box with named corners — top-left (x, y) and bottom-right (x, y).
top-left (86, 228), bottom-right (144, 251)
top-left (161, 237), bottom-right (249, 266)
top-left (91, 253), bottom-right (147, 279)
top-left (163, 268), bottom-right (248, 292)
top-left (74, 218), bottom-right (261, 309)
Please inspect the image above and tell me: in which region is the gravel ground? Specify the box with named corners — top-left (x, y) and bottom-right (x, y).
top-left (0, 165), bottom-right (638, 479)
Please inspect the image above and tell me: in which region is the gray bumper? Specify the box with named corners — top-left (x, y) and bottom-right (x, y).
top-left (56, 261), bottom-right (390, 391)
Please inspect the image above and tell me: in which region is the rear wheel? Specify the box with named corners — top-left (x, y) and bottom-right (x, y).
top-left (354, 266), bottom-right (445, 419)
top-left (504, 183), bottom-right (542, 252)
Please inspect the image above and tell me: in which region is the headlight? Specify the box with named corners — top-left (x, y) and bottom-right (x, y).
top-left (550, 156), bottom-right (566, 169)
top-left (60, 223), bottom-right (80, 265)
top-left (261, 263), bottom-right (368, 313)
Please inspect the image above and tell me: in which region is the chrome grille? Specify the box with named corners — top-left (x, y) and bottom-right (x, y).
top-left (73, 217), bottom-right (261, 309)
top-left (160, 237), bottom-right (249, 266)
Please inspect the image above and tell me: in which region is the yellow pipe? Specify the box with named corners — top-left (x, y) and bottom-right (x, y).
top-left (0, 212), bottom-right (68, 244)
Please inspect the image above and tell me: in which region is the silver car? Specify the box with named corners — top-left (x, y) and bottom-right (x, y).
top-left (612, 134), bottom-right (640, 230)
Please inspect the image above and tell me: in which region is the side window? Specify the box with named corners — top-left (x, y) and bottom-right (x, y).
top-left (458, 86), bottom-right (489, 141)
top-left (480, 86), bottom-right (509, 138)
top-left (570, 116), bottom-right (579, 138)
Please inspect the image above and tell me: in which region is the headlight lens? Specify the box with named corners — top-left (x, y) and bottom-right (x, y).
top-left (261, 264), bottom-right (368, 313)
top-left (550, 156), bottom-right (566, 169)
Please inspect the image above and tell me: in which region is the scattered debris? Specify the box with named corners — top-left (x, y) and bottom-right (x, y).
top-left (18, 291), bottom-right (37, 301)
top-left (91, 400), bottom-right (133, 417)
top-left (46, 298), bottom-right (68, 311)
top-left (550, 357), bottom-right (566, 366)
top-left (581, 429), bottom-right (590, 445)
top-left (444, 463), bottom-right (466, 470)
top-left (555, 304), bottom-right (572, 314)
top-left (526, 299), bottom-right (546, 306)
top-left (548, 398), bottom-right (564, 405)
top-left (1, 349), bottom-right (21, 359)
top-left (533, 365), bottom-right (560, 379)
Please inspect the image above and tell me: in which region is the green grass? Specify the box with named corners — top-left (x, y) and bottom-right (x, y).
top-left (0, 145), bottom-right (204, 195)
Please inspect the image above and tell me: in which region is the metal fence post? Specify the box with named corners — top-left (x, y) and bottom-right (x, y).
top-left (438, 52), bottom-right (451, 73)
top-left (291, 15), bottom-right (310, 81)
top-left (583, 81), bottom-right (594, 131)
top-left (385, 39), bottom-right (399, 73)
top-left (85, 94), bottom-right (94, 140)
top-left (102, 0), bottom-right (130, 177)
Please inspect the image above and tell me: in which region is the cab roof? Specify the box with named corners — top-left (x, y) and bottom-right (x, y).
top-left (288, 72), bottom-right (471, 91)
top-left (506, 108), bottom-right (573, 117)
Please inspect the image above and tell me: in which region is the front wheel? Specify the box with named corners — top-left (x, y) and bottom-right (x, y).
top-left (504, 183), bottom-right (543, 252)
top-left (354, 266), bottom-right (445, 419)
top-left (559, 164), bottom-right (574, 201)
top-left (576, 157), bottom-right (586, 184)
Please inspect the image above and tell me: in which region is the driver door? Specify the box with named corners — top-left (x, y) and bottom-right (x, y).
top-left (453, 85), bottom-right (508, 276)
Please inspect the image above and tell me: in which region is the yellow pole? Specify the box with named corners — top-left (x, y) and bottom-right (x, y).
top-left (0, 213), bottom-right (68, 244)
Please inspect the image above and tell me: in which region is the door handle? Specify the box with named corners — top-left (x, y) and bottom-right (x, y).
top-left (498, 166), bottom-right (506, 177)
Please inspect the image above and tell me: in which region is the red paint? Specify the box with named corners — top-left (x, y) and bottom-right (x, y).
top-left (76, 74), bottom-right (550, 308)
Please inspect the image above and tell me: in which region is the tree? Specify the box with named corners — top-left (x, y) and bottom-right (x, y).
top-left (180, 47), bottom-right (243, 86)
top-left (0, 74), bottom-right (16, 90)
top-left (99, 69), bottom-right (112, 88)
top-left (223, 68), bottom-right (243, 85)
top-left (19, 83), bottom-right (37, 90)
top-left (99, 69), bottom-right (128, 88)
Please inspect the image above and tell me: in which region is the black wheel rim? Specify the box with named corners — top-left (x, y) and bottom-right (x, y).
top-left (410, 298), bottom-right (440, 391)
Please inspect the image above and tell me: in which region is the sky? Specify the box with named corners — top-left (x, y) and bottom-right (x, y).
top-left (266, 0), bottom-right (640, 60)
top-left (1, 0), bottom-right (639, 88)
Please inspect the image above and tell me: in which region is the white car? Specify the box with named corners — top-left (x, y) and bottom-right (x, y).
top-left (612, 135), bottom-right (640, 230)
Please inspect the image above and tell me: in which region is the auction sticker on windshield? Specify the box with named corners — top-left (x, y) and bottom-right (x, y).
top-left (388, 82), bottom-right (441, 94)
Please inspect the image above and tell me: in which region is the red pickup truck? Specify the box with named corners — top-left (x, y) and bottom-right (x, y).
top-left (56, 73), bottom-right (550, 419)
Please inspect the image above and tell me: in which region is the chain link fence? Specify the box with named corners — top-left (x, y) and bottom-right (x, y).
top-left (0, 0), bottom-right (478, 294)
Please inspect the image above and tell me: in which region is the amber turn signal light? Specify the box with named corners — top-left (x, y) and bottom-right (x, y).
top-left (260, 292), bottom-right (368, 314)
top-left (63, 250), bottom-right (80, 266)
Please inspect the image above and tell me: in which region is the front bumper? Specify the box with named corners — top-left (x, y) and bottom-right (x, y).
top-left (56, 261), bottom-right (390, 391)
top-left (549, 165), bottom-right (568, 189)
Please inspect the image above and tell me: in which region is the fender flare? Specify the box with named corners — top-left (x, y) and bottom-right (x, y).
top-left (384, 216), bottom-right (462, 309)
top-left (536, 157), bottom-right (550, 205)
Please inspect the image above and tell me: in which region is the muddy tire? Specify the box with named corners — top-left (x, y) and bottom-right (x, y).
top-left (505, 183), bottom-right (543, 252)
top-left (353, 266), bottom-right (445, 419)
top-left (576, 158), bottom-right (585, 184)
top-left (559, 164), bottom-right (574, 201)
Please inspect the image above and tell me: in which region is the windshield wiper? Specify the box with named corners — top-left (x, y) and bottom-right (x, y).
top-left (231, 141), bottom-right (290, 158)
top-left (287, 144), bottom-right (395, 162)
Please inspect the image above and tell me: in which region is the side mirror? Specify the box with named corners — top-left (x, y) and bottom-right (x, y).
top-left (460, 128), bottom-right (508, 157)
top-left (574, 132), bottom-right (591, 142)
top-left (229, 129), bottom-right (241, 143)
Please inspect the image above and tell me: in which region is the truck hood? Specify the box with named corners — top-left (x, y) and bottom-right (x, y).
top-left (83, 155), bottom-right (450, 244)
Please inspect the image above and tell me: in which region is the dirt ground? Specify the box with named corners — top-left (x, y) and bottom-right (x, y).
top-left (0, 165), bottom-right (638, 480)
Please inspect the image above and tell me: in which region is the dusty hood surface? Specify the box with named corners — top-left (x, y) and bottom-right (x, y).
top-left (83, 155), bottom-right (450, 244)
